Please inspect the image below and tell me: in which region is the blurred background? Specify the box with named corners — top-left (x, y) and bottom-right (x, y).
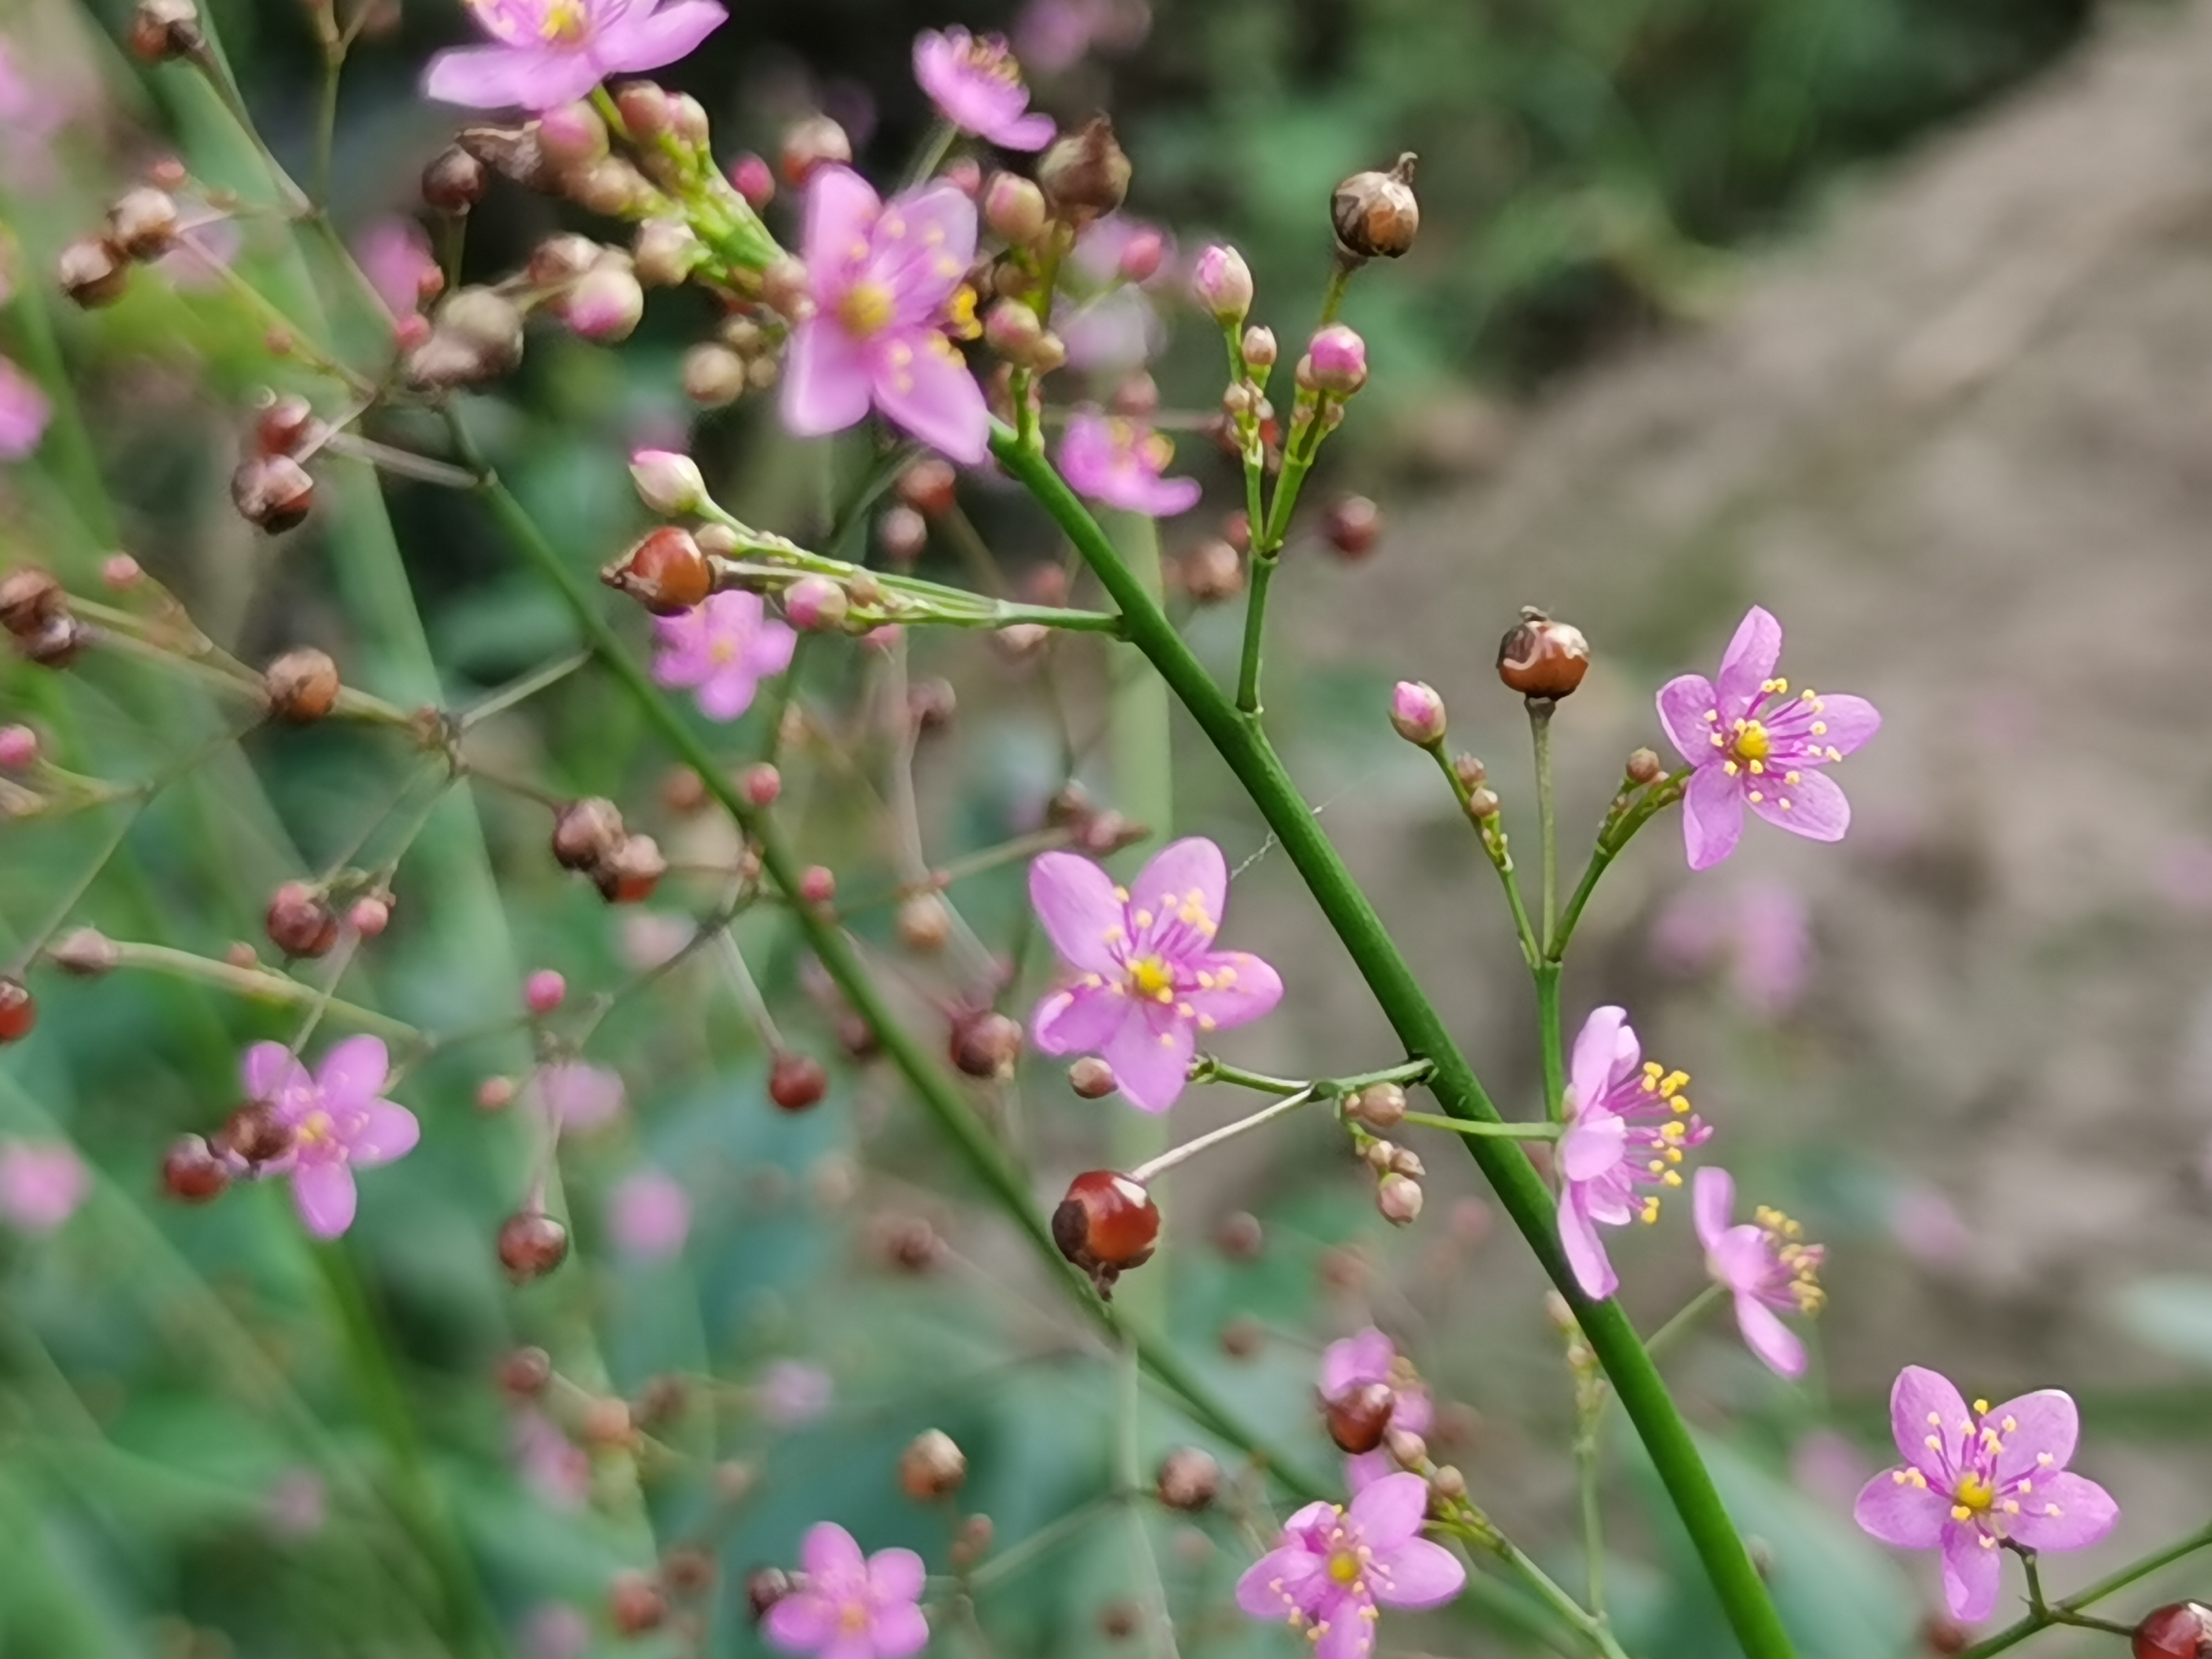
top-left (6, 0), bottom-right (2212, 1655)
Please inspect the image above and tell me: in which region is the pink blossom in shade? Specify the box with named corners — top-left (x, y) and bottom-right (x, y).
top-left (1320, 1329), bottom-right (1434, 1494)
top-left (651, 591), bottom-right (797, 721)
top-left (1013, 0), bottom-right (1096, 72)
top-left (241, 1037), bottom-right (419, 1239)
top-left (0, 357), bottom-right (49, 462)
top-left (1554, 1005), bottom-right (1712, 1299)
top-left (0, 39), bottom-right (67, 190)
top-left (1657, 605), bottom-right (1882, 871)
top-left (511, 1408), bottom-right (591, 1509)
top-left (758, 1359), bottom-right (834, 1427)
top-left (1027, 837), bottom-right (1284, 1114)
top-left (1235, 1472), bottom-right (1466, 1655)
top-left (763, 1522), bottom-right (929, 1659)
top-left (520, 1604), bottom-right (591, 1659)
top-left (1792, 1429), bottom-right (1873, 1515)
top-left (538, 1061), bottom-right (626, 1133)
top-left (1691, 1167), bottom-right (1823, 1379)
top-left (155, 219), bottom-right (244, 292)
top-left (1854, 1367), bottom-right (2119, 1624)
top-left (1889, 1183), bottom-right (1972, 1268)
top-left (1056, 410), bottom-right (1202, 517)
top-left (1054, 287), bottom-right (1162, 372)
top-left (263, 1468), bottom-right (327, 1539)
top-left (354, 219), bottom-right (438, 320)
top-left (912, 27), bottom-right (1054, 150)
top-left (0, 1141), bottom-right (88, 1235)
top-left (608, 1167), bottom-right (690, 1260)
top-left (424, 0), bottom-right (728, 111)
top-left (781, 167), bottom-right (990, 465)
top-left (1731, 882), bottom-right (1812, 1017)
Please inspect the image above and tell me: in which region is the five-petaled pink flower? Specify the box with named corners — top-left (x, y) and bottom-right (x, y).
top-left (1056, 410), bottom-right (1202, 517)
top-left (1657, 605), bottom-right (1880, 871)
top-left (782, 167), bottom-right (990, 465)
top-left (1235, 1472), bottom-right (1465, 1657)
top-left (0, 1139), bottom-right (87, 1235)
top-left (1028, 837), bottom-right (1282, 1114)
top-left (1321, 1328), bottom-right (1433, 1493)
top-left (1691, 1167), bottom-right (1822, 1379)
top-left (243, 1036), bottom-right (420, 1238)
top-left (652, 591), bottom-right (797, 721)
top-left (424, 0), bottom-right (728, 111)
top-left (1555, 1005), bottom-right (1711, 1299)
top-left (1854, 1366), bottom-right (2118, 1623)
top-left (763, 1521), bottom-right (928, 1659)
top-left (912, 27), bottom-right (1054, 150)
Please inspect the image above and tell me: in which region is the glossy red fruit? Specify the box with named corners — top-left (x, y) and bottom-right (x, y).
top-left (0, 978), bottom-right (34, 1044)
top-left (161, 1134), bottom-right (230, 1202)
top-left (1324, 1380), bottom-right (1397, 1453)
top-left (768, 1051), bottom-right (829, 1111)
top-left (602, 526), bottom-right (712, 617)
top-left (1052, 1170), bottom-right (1159, 1296)
top-left (497, 1212), bottom-right (570, 1282)
top-left (1496, 609), bottom-right (1591, 701)
top-left (2136, 1603), bottom-right (2212, 1659)
top-left (266, 882), bottom-right (340, 958)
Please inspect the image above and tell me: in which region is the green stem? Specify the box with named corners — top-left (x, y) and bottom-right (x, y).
top-left (1957, 1521), bottom-right (2212, 1658)
top-left (1536, 963), bottom-right (1567, 1124)
top-left (1193, 1056), bottom-right (1434, 1099)
top-left (1549, 771), bottom-right (1688, 964)
top-left (1530, 701), bottom-right (1558, 947)
top-left (1316, 261), bottom-right (1354, 327)
top-left (993, 423), bottom-right (1798, 1659)
top-left (1400, 1110), bottom-right (1558, 1141)
top-left (1427, 745), bottom-right (1540, 968)
top-left (1644, 1284), bottom-right (1725, 1363)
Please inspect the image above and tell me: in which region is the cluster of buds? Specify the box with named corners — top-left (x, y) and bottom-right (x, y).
top-left (403, 284), bottom-right (528, 392)
top-left (232, 394), bottom-right (326, 534)
top-left (1344, 1083), bottom-right (1424, 1226)
top-left (683, 313), bottom-right (784, 407)
top-left (549, 797), bottom-right (666, 905)
top-left (56, 184), bottom-right (184, 310)
top-left (1, 568), bottom-right (87, 669)
top-left (1051, 1170), bottom-right (1159, 1297)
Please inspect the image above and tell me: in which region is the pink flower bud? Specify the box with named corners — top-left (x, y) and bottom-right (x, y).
top-left (783, 575), bottom-right (849, 632)
top-left (1117, 226), bottom-right (1166, 284)
top-left (101, 554), bottom-right (144, 590)
top-left (537, 101), bottom-right (609, 169)
top-left (799, 865), bottom-right (836, 905)
top-left (0, 725), bottom-right (37, 769)
top-left (1377, 1172), bottom-right (1423, 1226)
top-left (349, 896), bottom-right (391, 937)
top-left (1190, 244), bottom-right (1253, 325)
top-left (983, 172), bottom-right (1047, 246)
top-left (729, 152), bottom-right (774, 210)
top-left (566, 262), bottom-right (645, 343)
top-left (1302, 323), bottom-right (1367, 395)
top-left (943, 158), bottom-right (982, 197)
top-left (629, 449), bottom-right (705, 516)
top-left (1241, 325), bottom-right (1278, 369)
top-left (526, 970), bottom-right (568, 1014)
top-left (742, 763), bottom-right (781, 807)
top-left (1389, 681), bottom-right (1446, 747)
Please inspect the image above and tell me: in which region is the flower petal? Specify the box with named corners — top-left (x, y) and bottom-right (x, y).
top-left (801, 1521), bottom-right (868, 1581)
top-left (781, 318), bottom-right (874, 438)
top-left (800, 165), bottom-right (882, 274)
top-left (1027, 850), bottom-right (1125, 975)
top-left (1657, 674), bottom-right (1720, 765)
top-left (1566, 1005), bottom-right (1629, 1118)
top-left (1315, 1616), bottom-right (1376, 1659)
top-left (1988, 1389), bottom-right (2078, 1486)
top-left (423, 44), bottom-right (558, 109)
top-left (1940, 1521), bottom-right (2003, 1624)
top-left (1101, 1011), bottom-right (1193, 1114)
top-left (1809, 692), bottom-right (1880, 757)
top-left (1560, 1111), bottom-right (1626, 1184)
top-left (1735, 1294), bottom-right (1806, 1379)
top-left (1131, 837), bottom-right (1229, 936)
top-left (1320, 1327), bottom-right (1396, 1397)
top-left (1855, 1469), bottom-right (1950, 1549)
top-left (344, 1101), bottom-right (420, 1168)
top-left (1559, 1188), bottom-right (1617, 1299)
top-left (1683, 763), bottom-right (1746, 871)
top-left (1032, 984), bottom-right (1131, 1056)
top-left (1746, 766), bottom-right (1849, 843)
top-left (315, 1036), bottom-right (390, 1111)
top-left (1715, 606), bottom-right (1783, 714)
top-left (1343, 1449), bottom-right (1393, 1494)
top-left (866, 1601), bottom-right (930, 1658)
top-left (884, 184), bottom-right (979, 311)
top-left (597, 0), bottom-right (727, 75)
top-left (998, 110), bottom-right (1056, 150)
top-left (243, 1042), bottom-right (311, 1109)
top-left (762, 1590), bottom-right (834, 1648)
top-left (695, 666), bottom-right (762, 722)
top-left (1891, 1366), bottom-right (1971, 1478)
top-left (1692, 1165), bottom-right (1734, 1250)
top-left (1235, 1546), bottom-right (1319, 1621)
top-left (292, 1162), bottom-right (357, 1238)
top-left (1346, 1472), bottom-right (1430, 1551)
top-left (1184, 951), bottom-right (1282, 1031)
top-left (872, 335), bottom-right (990, 465)
top-left (2005, 1472), bottom-right (2117, 1553)
top-left (866, 1546), bottom-right (926, 1605)
top-left (1372, 1536), bottom-right (1466, 1610)
top-left (1706, 1225), bottom-right (1772, 1295)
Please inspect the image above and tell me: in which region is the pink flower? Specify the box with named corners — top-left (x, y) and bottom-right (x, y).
top-left (759, 1359), bottom-right (834, 1427)
top-left (912, 27), bottom-right (1054, 150)
top-left (1855, 1366), bottom-right (2118, 1623)
top-left (1054, 287), bottom-right (1161, 372)
top-left (0, 357), bottom-right (49, 461)
top-left (243, 1037), bottom-right (420, 1238)
top-left (540, 1060), bottom-right (626, 1132)
top-left (511, 1407), bottom-right (591, 1509)
top-left (1320, 1329), bottom-right (1433, 1493)
top-left (763, 1521), bottom-right (928, 1658)
top-left (782, 167), bottom-right (989, 464)
top-left (0, 1140), bottom-right (87, 1234)
top-left (652, 591), bottom-right (796, 721)
top-left (264, 1467), bottom-right (327, 1538)
top-left (424, 0), bottom-right (728, 111)
top-left (1028, 837), bottom-right (1283, 1113)
top-left (1056, 411), bottom-right (1201, 517)
top-left (1691, 1167), bottom-right (1822, 1379)
top-left (608, 1166), bottom-right (689, 1260)
top-left (1889, 1183), bottom-right (1972, 1267)
top-left (521, 1604), bottom-right (591, 1659)
top-left (1555, 1005), bottom-right (1711, 1299)
top-left (1657, 606), bottom-right (1881, 870)
top-left (355, 219), bottom-right (438, 321)
top-left (0, 38), bottom-right (69, 190)
top-left (1235, 1472), bottom-right (1465, 1654)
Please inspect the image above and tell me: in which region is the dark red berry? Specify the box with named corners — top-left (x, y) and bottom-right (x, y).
top-left (948, 1010), bottom-right (1021, 1080)
top-left (551, 797), bottom-right (625, 871)
top-left (1324, 1381), bottom-right (1397, 1454)
top-left (266, 882), bottom-right (340, 958)
top-left (215, 1100), bottom-right (295, 1167)
top-left (768, 1052), bottom-right (829, 1111)
top-left (254, 394), bottom-right (319, 457)
top-left (1496, 609), bottom-right (1591, 701)
top-left (497, 1212), bottom-right (570, 1282)
top-left (1052, 1170), bottom-right (1159, 1297)
top-left (895, 458), bottom-right (957, 518)
top-left (0, 978), bottom-right (34, 1044)
top-left (602, 526), bottom-right (713, 617)
top-left (2136, 1604), bottom-right (2212, 1659)
top-left (160, 1134), bottom-right (230, 1202)
top-left (230, 454), bottom-right (315, 533)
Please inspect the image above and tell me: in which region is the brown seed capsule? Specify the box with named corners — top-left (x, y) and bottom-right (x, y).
top-left (498, 1346), bottom-right (553, 1398)
top-left (1068, 1056), bottom-right (1116, 1098)
top-left (1332, 153), bottom-right (1420, 262)
top-left (1099, 1602), bottom-right (1139, 1640)
top-left (216, 1099), bottom-right (297, 1167)
top-left (253, 394), bottom-right (320, 458)
top-left (1496, 608), bottom-right (1591, 701)
top-left (1324, 495), bottom-right (1383, 560)
top-left (2137, 1604), bottom-right (2212, 1659)
top-left (897, 1429), bottom-right (968, 1501)
top-left (107, 187), bottom-right (180, 261)
top-left (896, 457), bottom-right (958, 518)
top-left (1053, 1170), bottom-right (1159, 1296)
top-left (1039, 116), bottom-right (1131, 223)
top-left (551, 797), bottom-right (625, 871)
top-left (779, 113), bottom-right (852, 187)
top-left (1325, 1381), bottom-right (1396, 1454)
top-left (603, 525), bottom-right (712, 616)
top-left (746, 1568), bottom-right (792, 1622)
top-left (51, 928), bottom-right (119, 977)
top-left (0, 569), bottom-right (63, 638)
top-left (263, 648), bottom-right (340, 723)
top-left (498, 1212), bottom-right (571, 1282)
top-left (422, 145), bottom-right (488, 213)
top-left (1180, 538), bottom-right (1244, 603)
top-left (265, 882), bottom-right (340, 958)
top-left (949, 1010), bottom-right (1022, 1080)
top-left (1156, 1447), bottom-right (1220, 1512)
top-left (877, 1213), bottom-right (944, 1273)
top-left (129, 0), bottom-right (203, 60)
top-left (160, 1134), bottom-right (230, 1202)
top-left (768, 1051), bottom-right (830, 1112)
top-left (56, 237), bottom-right (129, 309)
top-left (231, 454), bottom-right (316, 534)
top-left (593, 834), bottom-right (667, 904)
top-left (608, 1570), bottom-right (666, 1635)
top-left (0, 978), bottom-right (35, 1044)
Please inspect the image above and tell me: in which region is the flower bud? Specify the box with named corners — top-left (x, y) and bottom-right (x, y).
top-left (798, 865), bottom-right (836, 905)
top-left (612, 78), bottom-right (672, 139)
top-left (2134, 1604), bottom-right (2212, 1659)
top-left (266, 882), bottom-right (339, 958)
top-left (1348, 1082), bottom-right (1407, 1129)
top-left (421, 144), bottom-right (489, 212)
top-left (668, 92), bottom-right (709, 149)
top-left (1324, 1381), bottom-right (1395, 1453)
top-left (1118, 226), bottom-right (1166, 283)
top-left (0, 725), bottom-right (36, 769)
top-left (263, 648), bottom-right (340, 723)
top-left (1179, 538), bottom-right (1244, 603)
top-left (497, 1211), bottom-right (571, 1281)
top-left (1038, 116), bottom-right (1131, 224)
top-left (768, 1051), bottom-right (830, 1112)
top-left (984, 297), bottom-right (1046, 364)
top-left (950, 1010), bottom-right (1022, 1079)
top-left (1332, 152), bottom-right (1420, 261)
top-left (876, 504), bottom-right (928, 566)
top-left (779, 114), bottom-right (851, 187)
top-left (895, 892), bottom-right (953, 953)
top-left (231, 455), bottom-right (315, 534)
top-left (569, 155), bottom-right (653, 216)
top-left (896, 458), bottom-right (957, 520)
top-left (1324, 495), bottom-right (1381, 560)
top-left (349, 896), bottom-right (390, 937)
top-left (761, 256), bottom-right (812, 322)
top-left (525, 969), bottom-right (566, 1014)
top-left (1430, 1464), bottom-right (1469, 1502)
top-left (783, 575), bottom-right (848, 632)
top-left (984, 172), bottom-right (1048, 246)
top-left (730, 152), bottom-right (774, 209)
top-left (551, 797), bottom-right (624, 870)
top-left (1626, 747), bottom-right (1663, 786)
top-left (632, 218), bottom-right (702, 287)
top-left (52, 928), bottom-right (118, 977)
top-left (0, 569), bottom-right (62, 638)
top-left (161, 1134), bottom-right (229, 1202)
top-left (254, 394), bottom-right (320, 458)
top-left (1496, 609), bottom-right (1590, 701)
top-left (1389, 682), bottom-right (1446, 748)
top-left (1068, 1056), bottom-right (1116, 1098)
top-left (608, 1571), bottom-right (666, 1635)
top-left (682, 342), bottom-right (749, 407)
top-left (129, 0), bottom-right (203, 61)
top-left (1388, 1147), bottom-right (1425, 1178)
top-left (1240, 324), bottom-right (1278, 370)
top-left (498, 1345), bottom-right (552, 1397)
top-left (1190, 244), bottom-right (1253, 326)
top-left (628, 449), bottom-right (706, 518)
top-left (57, 237), bottom-right (129, 308)
top-left (565, 260), bottom-right (645, 342)
top-left (898, 1429), bottom-right (968, 1500)
top-left (1053, 1170), bottom-right (1159, 1295)
top-left (107, 187), bottom-right (179, 261)
top-left (1156, 1447), bottom-right (1219, 1512)
top-left (1299, 324), bottom-right (1368, 396)
top-left (603, 526), bottom-right (712, 617)
top-left (1386, 1427), bottom-right (1428, 1469)
top-left (1376, 1172), bottom-right (1424, 1227)
top-left (594, 834), bottom-right (666, 903)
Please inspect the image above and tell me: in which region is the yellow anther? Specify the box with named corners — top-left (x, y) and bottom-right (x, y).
top-left (1662, 1170), bottom-right (1682, 1187)
top-left (1973, 1399), bottom-right (1989, 1416)
top-left (835, 280), bottom-right (896, 337)
top-left (2002, 1416), bottom-right (2017, 1433)
top-left (1134, 909), bottom-right (1153, 929)
top-left (1748, 791), bottom-right (1764, 803)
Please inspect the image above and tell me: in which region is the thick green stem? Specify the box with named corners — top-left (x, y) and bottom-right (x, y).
top-left (993, 423), bottom-right (1797, 1659)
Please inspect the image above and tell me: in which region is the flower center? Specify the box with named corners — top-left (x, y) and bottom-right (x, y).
top-left (1953, 1473), bottom-right (1996, 1513)
top-left (297, 1110), bottom-right (333, 1147)
top-left (1754, 1204), bottom-right (1826, 1312)
top-left (1731, 720), bottom-right (1772, 763)
top-left (1327, 1549), bottom-right (1362, 1586)
top-left (837, 281), bottom-right (897, 338)
top-left (960, 35), bottom-right (1022, 84)
top-left (537, 0), bottom-right (590, 43)
top-left (1129, 956), bottom-right (1175, 1000)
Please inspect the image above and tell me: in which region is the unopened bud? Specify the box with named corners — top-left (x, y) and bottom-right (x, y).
top-left (1626, 747), bottom-right (1663, 786)
top-left (798, 865), bottom-right (836, 905)
top-left (1117, 226), bottom-right (1165, 283)
top-left (0, 725), bottom-right (37, 769)
top-left (52, 928), bottom-right (118, 976)
top-left (897, 893), bottom-right (953, 952)
top-left (1180, 538), bottom-right (1244, 603)
top-left (1324, 495), bottom-right (1381, 560)
top-left (628, 449), bottom-right (706, 517)
top-left (633, 218), bottom-right (702, 287)
top-left (569, 155), bottom-right (653, 216)
top-left (1376, 1172), bottom-right (1424, 1226)
top-left (768, 1051), bottom-right (830, 1112)
top-left (1348, 1082), bottom-right (1407, 1129)
top-left (949, 1010), bottom-right (1022, 1079)
top-left (1430, 1464), bottom-right (1468, 1502)
top-left (608, 1570), bottom-right (666, 1635)
top-left (896, 458), bottom-right (958, 518)
top-left (1389, 1147), bottom-right (1425, 1178)
top-left (1190, 244), bottom-right (1253, 325)
top-left (779, 114), bottom-right (851, 188)
top-left (497, 1211), bottom-right (571, 1281)
top-left (1389, 681), bottom-right (1446, 747)
top-left (1332, 152), bottom-right (1421, 261)
top-left (1299, 324), bottom-right (1369, 396)
top-left (761, 256), bottom-right (812, 322)
top-left (2133, 1603), bottom-right (2212, 1659)
top-left (565, 260), bottom-right (645, 342)
top-left (266, 882), bottom-right (339, 958)
top-left (56, 238), bottom-right (129, 308)
top-left (421, 145), bottom-right (489, 212)
top-left (129, 0), bottom-right (203, 61)
top-left (603, 525), bottom-right (712, 616)
top-left (1496, 609), bottom-right (1590, 700)
top-left (741, 763), bottom-right (781, 806)
top-left (898, 1429), bottom-right (968, 1500)
top-left (683, 342), bottom-right (749, 407)
top-left (1386, 1427), bottom-right (1428, 1469)
top-left (1465, 787), bottom-right (1500, 820)
top-left (730, 152), bottom-right (774, 209)
top-left (1038, 115), bottom-right (1130, 223)
top-left (525, 969), bottom-right (566, 1014)
top-left (349, 896), bottom-right (391, 937)
top-left (1240, 324), bottom-right (1278, 370)
top-left (984, 298), bottom-right (1046, 363)
top-left (1156, 1447), bottom-right (1219, 1512)
top-left (101, 554), bottom-right (144, 591)
top-left (263, 648), bottom-right (340, 722)
top-left (107, 187), bottom-right (179, 261)
top-left (877, 504), bottom-right (928, 565)
top-left (1069, 1056), bottom-right (1116, 1098)
top-left (984, 172), bottom-right (1048, 246)
top-left (783, 575), bottom-right (848, 632)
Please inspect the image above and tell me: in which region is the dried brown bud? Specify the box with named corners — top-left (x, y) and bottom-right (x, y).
top-left (216, 1100), bottom-right (295, 1167)
top-left (0, 569), bottom-right (64, 638)
top-left (421, 146), bottom-right (489, 214)
top-left (107, 188), bottom-right (179, 261)
top-left (779, 114), bottom-right (851, 188)
top-left (1332, 153), bottom-right (1419, 261)
top-left (608, 1570), bottom-right (666, 1635)
top-left (1496, 608), bottom-right (1590, 701)
top-left (1180, 538), bottom-right (1244, 603)
top-left (1324, 495), bottom-right (1383, 560)
top-left (498, 1346), bottom-right (553, 1398)
top-left (129, 0), bottom-right (203, 61)
top-left (497, 1211), bottom-right (571, 1281)
top-left (231, 455), bottom-right (315, 534)
top-left (1347, 1082), bottom-right (1407, 1129)
top-left (57, 236), bottom-right (129, 309)
top-left (603, 526), bottom-right (712, 617)
top-left (876, 1213), bottom-right (944, 1273)
top-left (1156, 1447), bottom-right (1220, 1512)
top-left (263, 648), bottom-right (340, 722)
top-left (456, 122), bottom-right (558, 192)
top-left (593, 834), bottom-right (667, 904)
top-left (897, 1429), bottom-right (968, 1501)
top-left (51, 928), bottom-right (119, 977)
top-left (746, 1569), bottom-right (792, 1623)
top-left (266, 882), bottom-right (340, 958)
top-left (896, 458), bottom-right (959, 518)
top-left (1325, 1381), bottom-right (1395, 1453)
top-left (2136, 1604), bottom-right (2212, 1659)
top-left (551, 797), bottom-right (625, 871)
top-left (1068, 1056), bottom-right (1116, 1098)
top-left (949, 1010), bottom-right (1022, 1079)
top-left (1626, 747), bottom-right (1664, 786)
top-left (768, 1051), bottom-right (830, 1112)
top-left (1039, 116), bottom-right (1131, 223)
top-left (160, 1134), bottom-right (230, 1202)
